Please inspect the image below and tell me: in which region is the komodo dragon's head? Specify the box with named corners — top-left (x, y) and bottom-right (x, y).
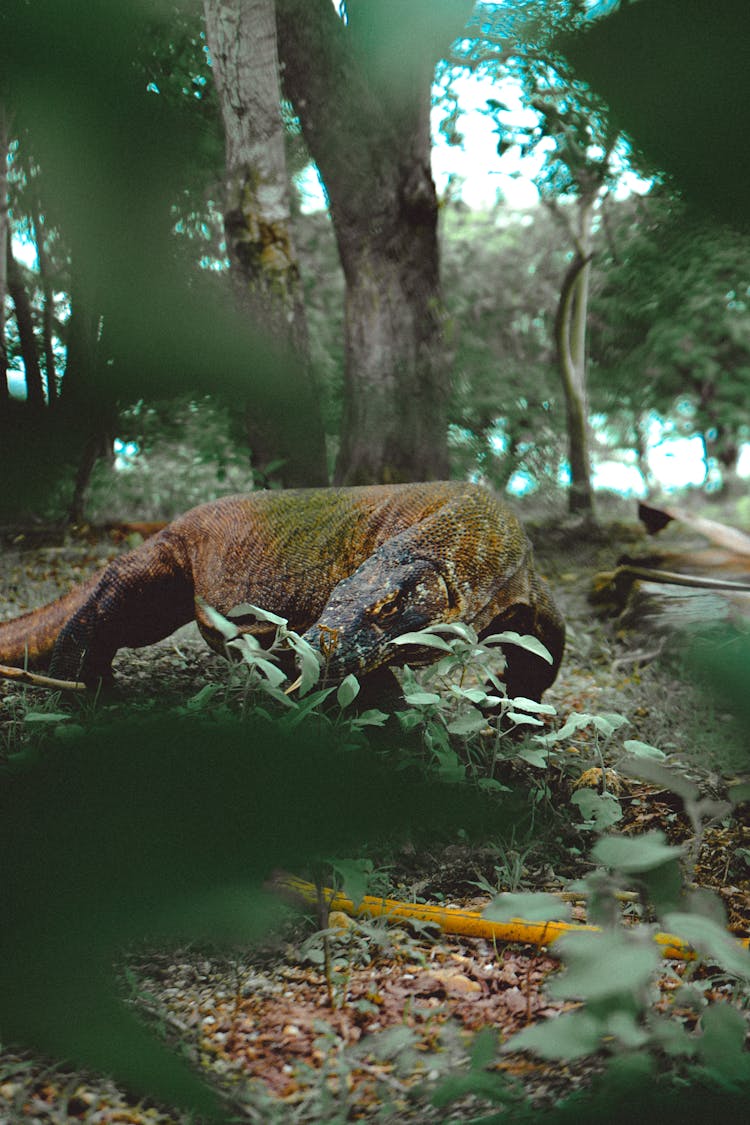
top-left (301, 549), bottom-right (457, 681)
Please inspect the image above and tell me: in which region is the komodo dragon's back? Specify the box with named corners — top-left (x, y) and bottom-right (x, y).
top-left (0, 482), bottom-right (564, 699)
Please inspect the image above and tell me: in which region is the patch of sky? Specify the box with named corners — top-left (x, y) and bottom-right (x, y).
top-left (298, 65), bottom-right (653, 215)
top-left (487, 412), bottom-right (749, 497)
top-left (114, 439), bottom-right (140, 470)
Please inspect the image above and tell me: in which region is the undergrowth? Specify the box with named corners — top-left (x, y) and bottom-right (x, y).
top-left (2, 601), bottom-right (750, 1123)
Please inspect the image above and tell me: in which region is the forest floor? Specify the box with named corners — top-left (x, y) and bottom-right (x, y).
top-left (1, 511), bottom-right (749, 1124)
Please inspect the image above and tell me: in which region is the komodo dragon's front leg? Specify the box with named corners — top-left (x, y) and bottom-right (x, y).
top-left (49, 535), bottom-right (195, 684)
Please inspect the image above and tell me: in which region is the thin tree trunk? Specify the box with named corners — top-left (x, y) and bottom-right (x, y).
top-left (554, 196), bottom-right (596, 518)
top-left (6, 243), bottom-right (45, 410)
top-left (60, 275), bottom-right (99, 407)
top-left (61, 275), bottom-right (113, 523)
top-left (29, 193), bottom-right (58, 406)
top-left (203, 0), bottom-right (327, 486)
top-left (634, 413), bottom-right (655, 497)
top-left (68, 428), bottom-right (114, 525)
top-left (0, 105), bottom-right (9, 413)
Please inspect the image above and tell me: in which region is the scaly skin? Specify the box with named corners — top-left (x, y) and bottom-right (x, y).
top-left (0, 482), bottom-right (565, 698)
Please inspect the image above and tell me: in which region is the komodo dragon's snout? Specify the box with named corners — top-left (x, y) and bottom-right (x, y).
top-left (302, 554), bottom-right (454, 679)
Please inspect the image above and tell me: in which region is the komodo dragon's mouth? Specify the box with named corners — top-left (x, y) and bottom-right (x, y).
top-left (301, 557), bottom-right (454, 680)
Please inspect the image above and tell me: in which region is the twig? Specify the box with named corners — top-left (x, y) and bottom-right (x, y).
top-left (611, 642), bottom-right (665, 672)
top-left (0, 663), bottom-right (87, 692)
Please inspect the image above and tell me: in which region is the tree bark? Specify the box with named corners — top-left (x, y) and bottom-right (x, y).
top-left (634, 413), bottom-right (655, 497)
top-left (554, 193), bottom-right (596, 518)
top-left (0, 105), bottom-right (9, 413)
top-left (203, 0), bottom-right (327, 486)
top-left (277, 0), bottom-right (469, 484)
top-left (6, 243), bottom-right (45, 411)
top-left (29, 192), bottom-right (58, 406)
top-left (60, 275), bottom-right (116, 523)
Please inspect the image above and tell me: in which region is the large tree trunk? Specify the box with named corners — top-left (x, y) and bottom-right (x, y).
top-left (203, 0), bottom-right (327, 487)
top-left (277, 0), bottom-right (470, 484)
top-left (334, 184), bottom-right (448, 484)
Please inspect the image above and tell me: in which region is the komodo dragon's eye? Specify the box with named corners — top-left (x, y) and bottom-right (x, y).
top-left (368, 590), bottom-right (401, 620)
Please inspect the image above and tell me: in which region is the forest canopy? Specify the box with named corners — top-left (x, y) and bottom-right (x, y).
top-left (0, 0), bottom-right (748, 521)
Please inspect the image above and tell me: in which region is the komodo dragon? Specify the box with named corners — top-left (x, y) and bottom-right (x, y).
top-left (0, 482), bottom-right (564, 699)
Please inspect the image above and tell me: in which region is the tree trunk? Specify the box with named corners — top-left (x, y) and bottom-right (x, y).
top-left (60, 275), bottom-right (115, 523)
top-left (29, 192), bottom-right (58, 407)
top-left (6, 243), bottom-right (45, 410)
top-left (203, 0), bottom-right (327, 487)
top-left (0, 104), bottom-right (9, 413)
top-left (554, 196), bottom-right (596, 518)
top-left (334, 212), bottom-right (448, 484)
top-left (634, 413), bottom-right (656, 497)
top-left (277, 0), bottom-right (469, 484)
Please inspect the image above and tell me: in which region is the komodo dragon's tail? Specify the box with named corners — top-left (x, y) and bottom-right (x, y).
top-left (0, 571), bottom-right (104, 670)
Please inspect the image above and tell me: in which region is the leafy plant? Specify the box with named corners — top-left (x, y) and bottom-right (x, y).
top-left (387, 621), bottom-right (556, 787)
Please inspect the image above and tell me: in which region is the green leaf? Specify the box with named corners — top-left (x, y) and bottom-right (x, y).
top-left (449, 685), bottom-right (491, 704)
top-left (623, 739), bottom-right (667, 760)
top-left (508, 696), bottom-right (556, 715)
top-left (196, 600), bottom-right (239, 640)
top-left (504, 1009), bottom-right (603, 1060)
top-left (592, 831), bottom-right (683, 874)
top-left (430, 1071), bottom-right (510, 1108)
top-left (485, 892), bottom-right (571, 924)
top-left (233, 602), bottom-right (288, 627)
top-left (536, 711), bottom-right (600, 743)
top-left (396, 709), bottom-right (423, 731)
top-left (477, 777), bottom-right (511, 792)
top-left (330, 859), bottom-right (372, 909)
top-left (351, 709), bottom-right (390, 728)
top-left (285, 632), bottom-right (322, 696)
top-left (589, 712), bottom-right (629, 737)
top-left (549, 931), bottom-right (660, 1001)
top-left (470, 1027), bottom-right (499, 1069)
top-left (447, 712), bottom-right (488, 736)
top-left (507, 711), bottom-right (544, 727)
top-left (517, 746), bottom-right (548, 767)
top-left (336, 673), bottom-right (360, 710)
top-left (697, 1002), bottom-right (750, 1078)
top-left (605, 1010), bottom-right (650, 1048)
top-left (649, 1014), bottom-right (697, 1057)
top-left (232, 630), bottom-right (262, 652)
top-left (415, 621), bottom-right (478, 642)
top-left (617, 758), bottom-right (699, 802)
top-left (389, 632), bottom-right (454, 651)
top-left (482, 631), bottom-right (553, 663)
top-left (403, 690), bottom-right (442, 706)
top-left (366, 1025), bottom-right (417, 1060)
top-left (661, 913), bottom-right (750, 979)
top-left (571, 789), bottom-right (623, 829)
top-left (185, 684), bottom-right (221, 710)
top-left (249, 657), bottom-right (288, 688)
top-left (283, 687), bottom-right (336, 725)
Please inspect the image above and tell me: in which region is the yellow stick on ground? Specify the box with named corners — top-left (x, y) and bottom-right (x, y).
top-left (273, 872), bottom-right (749, 962)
